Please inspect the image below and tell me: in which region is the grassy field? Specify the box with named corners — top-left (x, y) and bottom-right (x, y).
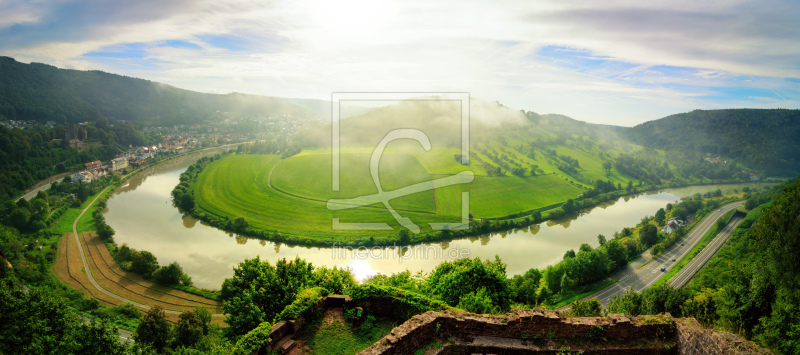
top-left (193, 150), bottom-right (592, 241)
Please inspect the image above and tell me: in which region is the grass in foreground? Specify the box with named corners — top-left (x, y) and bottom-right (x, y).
top-left (297, 315), bottom-right (395, 354)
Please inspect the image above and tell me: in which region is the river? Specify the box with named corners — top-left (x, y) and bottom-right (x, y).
top-left (104, 150), bottom-right (765, 289)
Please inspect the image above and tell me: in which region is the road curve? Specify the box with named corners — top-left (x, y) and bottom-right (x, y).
top-left (577, 200), bottom-right (745, 307)
top-left (70, 186), bottom-right (224, 317)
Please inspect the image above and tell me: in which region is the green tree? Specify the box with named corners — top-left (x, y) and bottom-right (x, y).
top-left (232, 217), bottom-right (248, 233)
top-left (509, 268), bottom-right (542, 305)
top-left (153, 262), bottom-right (184, 285)
top-left (655, 208), bottom-right (666, 226)
top-left (220, 257), bottom-right (313, 336)
top-left (425, 257), bottom-right (510, 311)
top-left (752, 180), bottom-right (800, 301)
top-left (567, 298), bottom-right (602, 317)
top-left (312, 266), bottom-right (356, 294)
top-left (602, 161), bottom-right (612, 172)
top-left (639, 224), bottom-right (658, 247)
top-left (72, 319), bottom-right (128, 355)
top-left (174, 310), bottom-right (204, 348)
top-left (457, 288), bottom-right (499, 314)
top-left (135, 305), bottom-right (171, 353)
top-left (176, 193), bottom-right (195, 211)
top-left (193, 307), bottom-right (212, 335)
top-left (597, 234), bottom-right (607, 245)
top-left (398, 229), bottom-right (410, 244)
top-left (604, 288), bottom-right (644, 316)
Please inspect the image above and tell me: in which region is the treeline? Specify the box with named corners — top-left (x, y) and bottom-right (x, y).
top-left (114, 245), bottom-right (193, 287)
top-left (625, 108), bottom-right (800, 176)
top-left (0, 56), bottom-right (315, 125)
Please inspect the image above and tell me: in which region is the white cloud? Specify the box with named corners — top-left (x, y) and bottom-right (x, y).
top-left (0, 0), bottom-right (798, 126)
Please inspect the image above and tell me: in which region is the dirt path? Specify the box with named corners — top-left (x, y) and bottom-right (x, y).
top-left (68, 186), bottom-right (225, 317)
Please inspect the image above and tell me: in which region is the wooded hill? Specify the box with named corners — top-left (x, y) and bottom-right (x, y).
top-left (625, 109), bottom-right (800, 176)
top-left (0, 56), bottom-right (316, 125)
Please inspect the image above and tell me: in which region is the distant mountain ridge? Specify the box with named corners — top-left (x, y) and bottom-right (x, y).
top-left (0, 56), bottom-right (316, 125)
top-left (625, 109), bottom-right (800, 176)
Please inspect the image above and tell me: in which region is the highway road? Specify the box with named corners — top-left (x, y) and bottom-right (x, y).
top-left (578, 200), bottom-right (745, 307)
top-left (16, 181), bottom-right (54, 202)
top-left (669, 213), bottom-right (744, 288)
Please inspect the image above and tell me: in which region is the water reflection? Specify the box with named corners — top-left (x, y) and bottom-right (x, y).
top-left (104, 150), bottom-right (770, 289)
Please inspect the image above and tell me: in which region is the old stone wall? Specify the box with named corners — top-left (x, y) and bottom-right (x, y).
top-left (261, 294), bottom-right (770, 355)
top-left (675, 318), bottom-right (772, 355)
top-left (359, 309), bottom-right (676, 355)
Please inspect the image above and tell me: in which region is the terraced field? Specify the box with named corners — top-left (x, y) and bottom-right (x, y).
top-left (53, 232), bottom-right (225, 325)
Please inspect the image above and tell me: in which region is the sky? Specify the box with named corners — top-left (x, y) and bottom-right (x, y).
top-left (1, 0), bottom-right (799, 126)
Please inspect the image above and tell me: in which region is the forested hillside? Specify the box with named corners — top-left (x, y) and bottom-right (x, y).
top-left (625, 109), bottom-right (800, 176)
top-left (0, 57), bottom-right (316, 125)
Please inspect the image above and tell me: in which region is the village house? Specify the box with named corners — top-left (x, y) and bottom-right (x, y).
top-left (109, 157), bottom-right (129, 172)
top-left (661, 217), bottom-right (685, 235)
top-left (84, 160), bottom-right (102, 170)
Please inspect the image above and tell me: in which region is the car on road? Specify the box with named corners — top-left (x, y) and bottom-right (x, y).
top-left (680, 243), bottom-right (684, 246)
top-left (718, 209), bottom-right (722, 212)
top-left (660, 268), bottom-right (666, 272)
top-left (672, 258), bottom-right (676, 262)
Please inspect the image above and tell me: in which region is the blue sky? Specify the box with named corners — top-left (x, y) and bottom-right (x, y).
top-left (1, 0), bottom-right (798, 126)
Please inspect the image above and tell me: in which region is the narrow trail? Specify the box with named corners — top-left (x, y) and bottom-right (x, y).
top-left (70, 186), bottom-right (224, 317)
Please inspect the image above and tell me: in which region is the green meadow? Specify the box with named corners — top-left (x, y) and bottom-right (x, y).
top-left (192, 137), bottom-right (635, 240)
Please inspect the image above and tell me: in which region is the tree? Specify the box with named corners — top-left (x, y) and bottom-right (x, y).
top-left (193, 307), bottom-right (212, 335)
top-left (232, 217), bottom-right (248, 233)
top-left (426, 257), bottom-right (510, 311)
top-left (562, 199), bottom-right (576, 214)
top-left (597, 234), bottom-right (607, 245)
top-left (131, 250), bottom-right (159, 277)
top-left (751, 180), bottom-right (800, 301)
top-left (398, 229), bottom-right (410, 244)
top-left (639, 224), bottom-right (658, 247)
top-left (604, 288), bottom-right (644, 316)
top-left (602, 161), bottom-right (612, 172)
top-left (312, 266), bottom-right (356, 294)
top-left (655, 208), bottom-right (666, 226)
top-left (567, 298), bottom-right (602, 317)
top-left (457, 288), bottom-right (499, 314)
top-left (563, 249), bottom-right (576, 260)
top-left (509, 268), bottom-right (542, 305)
top-left (604, 240), bottom-right (628, 269)
top-left (174, 310), bottom-right (204, 348)
top-left (221, 257), bottom-right (314, 336)
top-left (745, 197), bottom-right (757, 210)
top-left (135, 305), bottom-right (171, 352)
top-left (72, 319), bottom-right (128, 355)
top-left (153, 262), bottom-right (184, 285)
top-left (176, 193), bottom-right (195, 211)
